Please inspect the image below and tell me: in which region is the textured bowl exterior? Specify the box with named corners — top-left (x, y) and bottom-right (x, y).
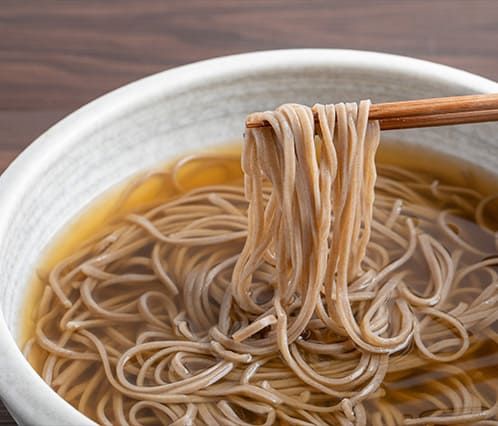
top-left (0, 49), bottom-right (497, 425)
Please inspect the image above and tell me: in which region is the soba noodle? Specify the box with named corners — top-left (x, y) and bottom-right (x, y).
top-left (24, 101), bottom-right (498, 425)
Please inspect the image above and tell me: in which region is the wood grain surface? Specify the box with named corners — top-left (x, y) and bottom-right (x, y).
top-left (1, 1), bottom-right (498, 424)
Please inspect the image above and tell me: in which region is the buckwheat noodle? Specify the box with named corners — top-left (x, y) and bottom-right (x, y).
top-left (24, 101), bottom-right (498, 425)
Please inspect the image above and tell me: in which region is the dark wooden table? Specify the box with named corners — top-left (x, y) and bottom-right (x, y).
top-left (1, 1), bottom-right (497, 424)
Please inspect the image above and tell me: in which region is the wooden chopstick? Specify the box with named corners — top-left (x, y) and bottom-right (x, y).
top-left (369, 93), bottom-right (498, 118)
top-left (245, 93), bottom-right (498, 131)
top-left (377, 108), bottom-right (498, 130)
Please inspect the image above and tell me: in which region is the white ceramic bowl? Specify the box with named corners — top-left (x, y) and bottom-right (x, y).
top-left (0, 49), bottom-right (497, 425)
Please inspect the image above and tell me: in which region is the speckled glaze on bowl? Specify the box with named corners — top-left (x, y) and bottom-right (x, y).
top-left (0, 49), bottom-right (497, 425)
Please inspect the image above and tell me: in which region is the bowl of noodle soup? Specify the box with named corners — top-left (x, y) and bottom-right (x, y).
top-left (0, 49), bottom-right (497, 425)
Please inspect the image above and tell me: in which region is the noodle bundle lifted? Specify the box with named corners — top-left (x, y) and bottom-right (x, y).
top-left (25, 101), bottom-right (498, 425)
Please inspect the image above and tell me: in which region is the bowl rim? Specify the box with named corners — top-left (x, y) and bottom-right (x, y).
top-left (0, 48), bottom-right (497, 424)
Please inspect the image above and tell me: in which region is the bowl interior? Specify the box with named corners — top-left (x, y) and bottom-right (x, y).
top-left (0, 49), bottom-right (497, 425)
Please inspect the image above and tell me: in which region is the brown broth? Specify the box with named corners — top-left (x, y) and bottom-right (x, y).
top-left (20, 144), bottom-right (243, 350)
top-left (20, 141), bottom-right (498, 424)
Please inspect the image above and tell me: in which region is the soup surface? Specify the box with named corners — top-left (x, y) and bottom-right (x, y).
top-left (22, 141), bottom-right (498, 425)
